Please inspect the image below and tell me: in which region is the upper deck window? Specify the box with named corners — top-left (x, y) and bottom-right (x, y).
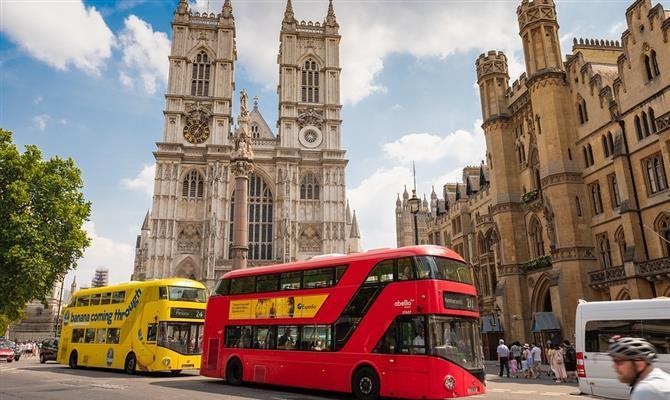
top-left (167, 286), bottom-right (206, 302)
top-left (415, 256), bottom-right (473, 284)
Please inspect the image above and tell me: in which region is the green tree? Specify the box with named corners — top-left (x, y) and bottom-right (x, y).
top-left (0, 129), bottom-right (91, 328)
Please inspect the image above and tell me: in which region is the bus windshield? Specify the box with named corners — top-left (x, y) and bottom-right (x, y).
top-left (162, 286), bottom-right (206, 302)
top-left (428, 316), bottom-right (484, 370)
top-left (416, 256), bottom-right (473, 284)
top-left (157, 322), bottom-right (203, 355)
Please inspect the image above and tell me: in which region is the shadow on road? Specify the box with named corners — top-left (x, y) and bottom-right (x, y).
top-left (21, 364), bottom-right (189, 379)
top-left (150, 378), bottom-right (354, 400)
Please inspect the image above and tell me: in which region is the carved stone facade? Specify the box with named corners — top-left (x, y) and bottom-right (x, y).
top-left (396, 0), bottom-right (670, 345)
top-left (132, 0), bottom-right (360, 290)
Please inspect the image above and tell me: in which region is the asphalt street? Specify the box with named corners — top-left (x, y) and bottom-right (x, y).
top-left (0, 357), bottom-right (587, 400)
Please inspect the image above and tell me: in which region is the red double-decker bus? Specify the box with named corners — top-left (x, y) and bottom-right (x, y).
top-left (201, 245), bottom-right (485, 399)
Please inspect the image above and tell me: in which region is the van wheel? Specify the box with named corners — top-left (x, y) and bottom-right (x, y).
top-left (124, 353), bottom-right (137, 375)
top-left (352, 366), bottom-right (380, 400)
top-left (226, 357), bottom-right (243, 386)
top-left (68, 351), bottom-right (78, 369)
top-left (40, 354), bottom-right (46, 364)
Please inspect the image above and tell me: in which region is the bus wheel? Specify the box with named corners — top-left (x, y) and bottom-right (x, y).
top-left (68, 351), bottom-right (78, 369)
top-left (352, 367), bottom-right (380, 400)
top-left (226, 358), bottom-right (243, 386)
top-left (40, 354), bottom-right (46, 364)
top-left (124, 353), bottom-right (137, 375)
top-left (170, 370), bottom-right (182, 376)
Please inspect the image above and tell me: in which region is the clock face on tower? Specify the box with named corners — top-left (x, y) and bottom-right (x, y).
top-left (183, 115), bottom-right (210, 144)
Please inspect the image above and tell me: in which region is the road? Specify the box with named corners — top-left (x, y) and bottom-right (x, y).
top-left (0, 358), bottom-right (587, 399)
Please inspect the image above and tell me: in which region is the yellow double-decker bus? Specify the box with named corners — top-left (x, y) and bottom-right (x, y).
top-left (58, 278), bottom-right (206, 375)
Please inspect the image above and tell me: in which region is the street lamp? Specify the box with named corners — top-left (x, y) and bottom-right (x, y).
top-left (408, 189), bottom-right (421, 245)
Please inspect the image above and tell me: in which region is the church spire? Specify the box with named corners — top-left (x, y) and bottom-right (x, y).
top-left (350, 210), bottom-right (360, 238)
top-left (222, 0), bottom-right (233, 19)
top-left (325, 0), bottom-right (338, 28)
top-left (176, 0), bottom-right (188, 15)
top-left (283, 0), bottom-right (296, 25)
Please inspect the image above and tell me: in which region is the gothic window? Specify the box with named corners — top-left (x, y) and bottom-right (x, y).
top-left (602, 136), bottom-right (610, 157)
top-left (641, 111), bottom-right (651, 137)
top-left (530, 149), bottom-right (541, 190)
top-left (529, 217), bottom-right (544, 258)
top-left (644, 54), bottom-right (654, 81)
top-left (575, 196), bottom-right (582, 217)
top-left (300, 172), bottom-right (320, 200)
top-left (649, 107), bottom-right (657, 133)
top-left (182, 170), bottom-right (204, 198)
top-left (583, 146), bottom-right (589, 167)
top-left (535, 115), bottom-right (542, 135)
top-left (635, 115), bottom-right (643, 140)
top-left (615, 227), bottom-right (626, 264)
top-left (651, 50), bottom-right (660, 76)
top-left (251, 123), bottom-right (260, 139)
top-left (590, 181), bottom-right (603, 215)
top-left (656, 214), bottom-right (670, 256)
top-left (588, 144), bottom-right (594, 166)
top-left (191, 51), bottom-right (211, 97)
top-left (607, 132), bottom-right (614, 155)
top-left (597, 234), bottom-right (613, 269)
top-left (229, 174), bottom-right (274, 260)
top-left (577, 98), bottom-right (589, 124)
top-left (301, 59), bottom-right (320, 103)
top-left (644, 153), bottom-right (668, 195)
top-left (608, 173), bottom-right (621, 208)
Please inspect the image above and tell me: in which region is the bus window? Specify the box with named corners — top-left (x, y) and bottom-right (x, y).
top-left (231, 277), bottom-right (255, 294)
top-left (90, 293), bottom-right (102, 306)
top-left (96, 328), bottom-right (106, 344)
top-left (238, 326), bottom-right (253, 348)
top-left (431, 257), bottom-right (473, 284)
top-left (159, 287), bottom-right (168, 299)
top-left (214, 279), bottom-right (230, 295)
top-left (72, 329), bottom-right (84, 343)
top-left (225, 326), bottom-right (242, 348)
top-left (253, 326), bottom-right (276, 349)
top-left (76, 296), bottom-right (90, 307)
top-left (396, 316), bottom-right (426, 355)
top-left (157, 322), bottom-right (204, 354)
top-left (106, 328), bottom-right (120, 344)
top-left (147, 324), bottom-right (157, 342)
top-left (255, 274), bottom-right (280, 292)
top-left (335, 266), bottom-right (347, 283)
top-left (365, 260), bottom-right (394, 284)
top-left (280, 271), bottom-right (301, 290)
top-left (302, 325), bottom-right (332, 351)
top-left (374, 323), bottom-right (398, 354)
top-left (168, 286), bottom-right (206, 302)
top-left (277, 326), bottom-right (298, 350)
top-left (111, 291), bottom-right (126, 304)
top-left (100, 292), bottom-right (111, 305)
top-left (415, 257), bottom-right (432, 279)
top-left (84, 329), bottom-right (96, 344)
top-left (397, 257), bottom-right (415, 281)
top-left (303, 268), bottom-right (334, 289)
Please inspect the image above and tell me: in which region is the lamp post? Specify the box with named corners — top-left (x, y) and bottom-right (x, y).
top-left (408, 189), bottom-right (420, 246)
top-left (53, 276), bottom-right (65, 337)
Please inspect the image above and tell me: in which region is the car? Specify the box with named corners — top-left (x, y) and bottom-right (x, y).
top-left (0, 342), bottom-right (15, 363)
top-left (5, 341), bottom-right (21, 361)
top-left (40, 338), bottom-right (59, 363)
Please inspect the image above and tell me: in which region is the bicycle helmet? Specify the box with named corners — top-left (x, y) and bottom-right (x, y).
top-left (608, 336), bottom-right (657, 362)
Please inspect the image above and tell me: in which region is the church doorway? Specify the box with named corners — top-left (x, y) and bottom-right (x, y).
top-left (531, 275), bottom-right (562, 363)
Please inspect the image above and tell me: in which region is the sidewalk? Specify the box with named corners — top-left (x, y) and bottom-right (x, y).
top-left (484, 360), bottom-right (579, 387)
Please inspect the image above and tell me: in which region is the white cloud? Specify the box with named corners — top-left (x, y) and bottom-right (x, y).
top-left (1, 1), bottom-right (114, 74)
top-left (121, 164), bottom-right (155, 197)
top-left (119, 71), bottom-right (134, 90)
top-left (65, 221), bottom-right (134, 288)
top-left (382, 120), bottom-right (485, 165)
top-left (32, 114), bottom-right (50, 131)
top-left (118, 15), bottom-right (171, 95)
top-left (34, 96), bottom-right (43, 105)
top-left (189, 1), bottom-right (521, 105)
top-left (608, 21), bottom-right (626, 37)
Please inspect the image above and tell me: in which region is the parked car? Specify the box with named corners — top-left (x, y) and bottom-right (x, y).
top-left (0, 342), bottom-right (15, 363)
top-left (40, 338), bottom-right (58, 363)
top-left (6, 341), bottom-right (21, 361)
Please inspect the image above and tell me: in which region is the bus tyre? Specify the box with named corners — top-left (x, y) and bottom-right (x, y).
top-left (170, 370), bottom-right (182, 376)
top-left (352, 367), bottom-right (380, 400)
top-left (124, 353), bottom-right (137, 375)
top-left (69, 351), bottom-right (78, 369)
top-left (226, 358), bottom-right (243, 386)
top-left (40, 354), bottom-right (46, 364)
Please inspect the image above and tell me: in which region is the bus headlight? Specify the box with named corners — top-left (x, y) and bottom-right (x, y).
top-left (162, 357), bottom-right (171, 366)
top-left (444, 375), bottom-right (456, 391)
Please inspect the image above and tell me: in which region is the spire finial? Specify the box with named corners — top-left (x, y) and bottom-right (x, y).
top-left (253, 96), bottom-right (259, 110)
top-left (283, 0), bottom-right (296, 24)
top-left (176, 0), bottom-right (188, 15)
top-left (412, 161), bottom-right (417, 192)
top-left (222, 0), bottom-right (233, 18)
top-left (325, 0), bottom-right (338, 28)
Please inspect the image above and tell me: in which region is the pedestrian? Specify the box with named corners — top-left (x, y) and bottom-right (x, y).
top-left (530, 343), bottom-right (543, 379)
top-left (551, 344), bottom-right (568, 383)
top-left (563, 340), bottom-right (577, 382)
top-left (510, 341), bottom-right (523, 378)
top-left (608, 336), bottom-right (670, 400)
top-left (522, 343), bottom-right (531, 379)
top-left (497, 339), bottom-right (510, 378)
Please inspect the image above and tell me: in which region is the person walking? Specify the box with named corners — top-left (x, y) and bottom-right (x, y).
top-left (609, 336), bottom-right (670, 400)
top-left (510, 342), bottom-right (522, 378)
top-left (530, 343), bottom-right (543, 379)
top-left (550, 344), bottom-right (567, 383)
top-left (563, 340), bottom-right (577, 382)
top-left (497, 339), bottom-right (510, 378)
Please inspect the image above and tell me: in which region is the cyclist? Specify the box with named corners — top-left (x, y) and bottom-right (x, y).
top-left (608, 336), bottom-right (670, 400)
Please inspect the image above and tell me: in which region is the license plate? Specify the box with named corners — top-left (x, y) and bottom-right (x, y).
top-left (182, 364), bottom-right (194, 368)
top-left (467, 387), bottom-right (479, 394)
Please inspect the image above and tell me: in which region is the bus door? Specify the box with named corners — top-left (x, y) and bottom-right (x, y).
top-left (377, 315), bottom-right (429, 398)
top-left (136, 322), bottom-right (158, 369)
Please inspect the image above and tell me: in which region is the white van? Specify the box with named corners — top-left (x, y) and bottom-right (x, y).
top-left (575, 298), bottom-right (670, 399)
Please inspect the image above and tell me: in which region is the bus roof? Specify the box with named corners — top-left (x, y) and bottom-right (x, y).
top-left (72, 278), bottom-right (205, 296)
top-left (223, 245), bottom-right (464, 279)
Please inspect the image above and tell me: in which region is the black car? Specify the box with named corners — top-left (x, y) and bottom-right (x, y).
top-left (40, 338), bottom-right (58, 363)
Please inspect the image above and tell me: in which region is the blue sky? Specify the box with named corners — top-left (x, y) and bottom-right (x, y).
top-left (0, 0), bottom-right (634, 287)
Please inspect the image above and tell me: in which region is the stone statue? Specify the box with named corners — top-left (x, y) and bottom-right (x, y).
top-left (240, 90), bottom-right (249, 117)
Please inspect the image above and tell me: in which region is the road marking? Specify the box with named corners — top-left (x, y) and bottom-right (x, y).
top-left (487, 388), bottom-right (511, 392)
top-left (510, 390), bottom-right (537, 394)
top-left (539, 392), bottom-right (565, 396)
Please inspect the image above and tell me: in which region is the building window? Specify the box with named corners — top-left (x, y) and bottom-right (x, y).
top-left (251, 123), bottom-right (260, 139)
top-left (644, 153), bottom-right (668, 195)
top-left (301, 59), bottom-right (320, 103)
top-left (651, 50), bottom-right (660, 76)
top-left (575, 196), bottom-right (582, 217)
top-left (608, 174), bottom-right (621, 208)
top-left (229, 173), bottom-right (274, 260)
top-left (597, 234), bottom-right (613, 269)
top-left (635, 115), bottom-right (643, 140)
top-left (615, 227), bottom-right (626, 264)
top-left (656, 215), bottom-right (670, 256)
top-left (648, 107), bottom-right (657, 133)
top-left (577, 98), bottom-right (589, 124)
top-left (182, 170), bottom-right (204, 198)
top-left (590, 181), bottom-right (603, 215)
top-left (300, 172), bottom-right (320, 200)
top-left (602, 132), bottom-right (614, 158)
top-left (641, 111), bottom-right (651, 137)
top-left (529, 218), bottom-right (544, 258)
top-left (584, 144), bottom-right (594, 167)
top-left (644, 50), bottom-right (661, 82)
top-left (191, 51), bottom-right (211, 97)
top-left (644, 53), bottom-right (654, 81)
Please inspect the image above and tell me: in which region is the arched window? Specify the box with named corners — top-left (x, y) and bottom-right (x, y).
top-left (609, 174), bottom-right (621, 207)
top-left (597, 234), bottom-right (613, 269)
top-left (582, 99), bottom-right (588, 122)
top-left (250, 123), bottom-right (260, 139)
top-left (652, 156), bottom-right (668, 192)
top-left (300, 172), bottom-right (320, 200)
top-left (530, 149), bottom-right (541, 190)
top-left (647, 159), bottom-right (658, 193)
top-left (588, 144), bottom-right (594, 166)
top-left (651, 50), bottom-right (660, 77)
top-left (529, 217), bottom-right (545, 258)
top-left (644, 54), bottom-right (654, 81)
top-left (635, 115), bottom-right (643, 140)
top-left (191, 51), bottom-right (211, 97)
top-left (301, 59), bottom-right (320, 103)
top-left (649, 107), bottom-right (657, 133)
top-left (641, 111), bottom-right (651, 137)
top-left (656, 215), bottom-right (670, 256)
top-left (182, 170), bottom-right (204, 198)
top-left (577, 102), bottom-right (585, 124)
top-left (583, 146), bottom-right (589, 167)
top-left (615, 227), bottom-right (626, 264)
top-left (607, 132), bottom-right (614, 155)
top-left (591, 182), bottom-right (603, 215)
top-left (575, 196), bottom-right (582, 217)
top-left (229, 173), bottom-right (274, 260)
top-left (602, 136), bottom-right (610, 157)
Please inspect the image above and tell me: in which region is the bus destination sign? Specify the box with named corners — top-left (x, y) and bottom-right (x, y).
top-left (443, 292), bottom-right (478, 312)
top-left (170, 307), bottom-right (205, 319)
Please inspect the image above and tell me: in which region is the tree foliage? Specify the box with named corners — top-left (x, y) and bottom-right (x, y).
top-left (0, 129), bottom-right (91, 324)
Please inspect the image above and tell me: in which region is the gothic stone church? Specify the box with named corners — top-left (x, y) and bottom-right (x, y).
top-left (132, 0), bottom-right (361, 290)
